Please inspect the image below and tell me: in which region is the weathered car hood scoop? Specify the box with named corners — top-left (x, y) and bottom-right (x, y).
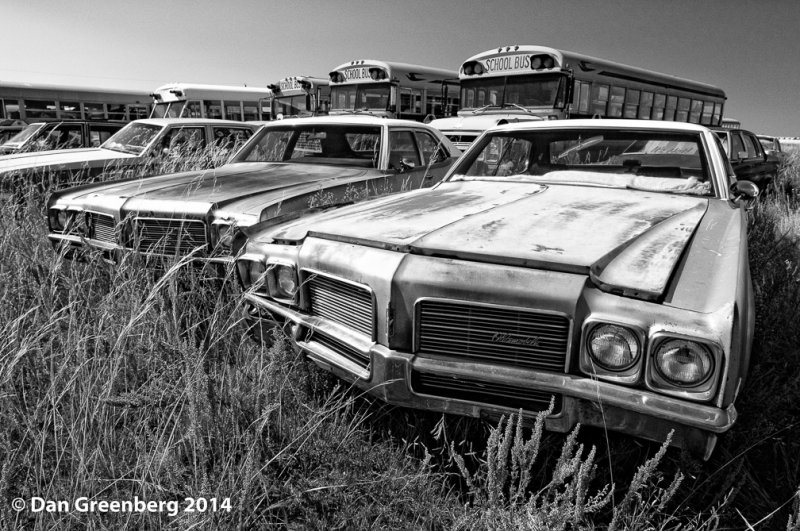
top-left (267, 181), bottom-right (708, 300)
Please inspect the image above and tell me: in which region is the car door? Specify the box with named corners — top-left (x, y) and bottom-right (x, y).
top-left (385, 127), bottom-right (455, 191)
top-left (741, 131), bottom-right (776, 188)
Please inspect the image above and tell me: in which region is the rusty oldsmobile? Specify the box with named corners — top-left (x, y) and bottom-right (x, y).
top-left (46, 116), bottom-right (459, 262)
top-left (236, 119), bottom-right (758, 458)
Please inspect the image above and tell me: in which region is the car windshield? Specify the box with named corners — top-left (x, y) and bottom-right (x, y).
top-left (233, 124), bottom-right (380, 167)
top-left (101, 122), bottom-right (162, 154)
top-left (451, 128), bottom-right (714, 196)
top-left (5, 123), bottom-right (46, 146)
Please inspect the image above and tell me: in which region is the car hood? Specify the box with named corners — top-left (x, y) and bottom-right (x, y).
top-left (259, 180), bottom-right (709, 301)
top-left (58, 162), bottom-right (377, 217)
top-left (0, 147), bottom-right (134, 172)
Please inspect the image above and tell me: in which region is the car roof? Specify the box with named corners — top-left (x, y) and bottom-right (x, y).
top-left (489, 118), bottom-right (715, 134)
top-left (129, 118), bottom-right (254, 126)
top-left (258, 115), bottom-right (439, 128)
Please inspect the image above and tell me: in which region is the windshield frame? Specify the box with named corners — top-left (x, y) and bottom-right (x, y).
top-left (447, 127), bottom-right (718, 197)
top-left (230, 123), bottom-right (383, 167)
top-left (100, 122), bottom-right (163, 154)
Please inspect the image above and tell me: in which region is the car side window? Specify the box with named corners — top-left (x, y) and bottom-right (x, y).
top-left (415, 131), bottom-right (449, 165)
top-left (743, 134), bottom-right (761, 158)
top-left (730, 133), bottom-right (746, 160)
top-left (388, 130), bottom-right (421, 170)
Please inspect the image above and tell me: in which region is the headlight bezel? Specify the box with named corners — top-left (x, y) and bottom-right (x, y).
top-left (646, 332), bottom-right (721, 401)
top-left (48, 206), bottom-right (83, 234)
top-left (580, 318), bottom-right (646, 384)
top-left (235, 253), bottom-right (267, 293)
top-left (266, 260), bottom-right (299, 305)
top-left (210, 220), bottom-right (236, 252)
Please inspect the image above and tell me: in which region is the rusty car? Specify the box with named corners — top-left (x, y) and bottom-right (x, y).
top-left (236, 119), bottom-right (758, 459)
top-left (46, 116), bottom-right (459, 263)
top-left (0, 118), bottom-right (257, 197)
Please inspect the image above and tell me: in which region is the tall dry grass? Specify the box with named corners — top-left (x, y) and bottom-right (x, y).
top-left (1, 152), bottom-right (799, 528)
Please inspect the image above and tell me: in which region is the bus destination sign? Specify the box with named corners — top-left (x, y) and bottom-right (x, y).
top-left (482, 54), bottom-right (534, 74)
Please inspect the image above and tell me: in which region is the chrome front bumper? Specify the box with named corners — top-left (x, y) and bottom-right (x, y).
top-left (244, 293), bottom-right (736, 457)
top-left (47, 233), bottom-right (235, 266)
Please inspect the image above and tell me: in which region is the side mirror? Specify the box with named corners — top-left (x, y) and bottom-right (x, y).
top-left (730, 179), bottom-right (759, 203)
top-left (399, 158), bottom-right (416, 172)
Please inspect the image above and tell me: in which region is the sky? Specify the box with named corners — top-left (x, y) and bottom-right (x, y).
top-left (2, 0), bottom-right (799, 136)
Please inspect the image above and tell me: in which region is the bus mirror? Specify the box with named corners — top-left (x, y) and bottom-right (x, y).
top-left (387, 104), bottom-right (396, 113)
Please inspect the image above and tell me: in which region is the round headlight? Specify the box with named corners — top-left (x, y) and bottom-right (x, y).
top-left (586, 324), bottom-right (640, 371)
top-left (654, 339), bottom-right (713, 386)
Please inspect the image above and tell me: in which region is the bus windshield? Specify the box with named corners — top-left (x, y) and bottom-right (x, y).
top-left (150, 102), bottom-right (182, 119)
top-left (274, 95), bottom-right (310, 117)
top-left (330, 83), bottom-right (390, 112)
top-left (461, 74), bottom-right (566, 110)
top-left (101, 122), bottom-right (162, 154)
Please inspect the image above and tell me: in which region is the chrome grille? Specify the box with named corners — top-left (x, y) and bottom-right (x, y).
top-left (417, 300), bottom-right (569, 372)
top-left (86, 212), bottom-right (116, 244)
top-left (305, 272), bottom-right (373, 337)
top-left (133, 218), bottom-right (206, 255)
top-left (312, 331), bottom-right (370, 370)
top-left (410, 370), bottom-right (561, 413)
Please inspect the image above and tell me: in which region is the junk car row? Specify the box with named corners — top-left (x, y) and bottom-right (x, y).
top-left (0, 45), bottom-right (767, 460)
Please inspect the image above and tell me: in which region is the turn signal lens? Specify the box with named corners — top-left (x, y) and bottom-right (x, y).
top-left (654, 339), bottom-right (713, 386)
top-left (587, 324), bottom-right (640, 371)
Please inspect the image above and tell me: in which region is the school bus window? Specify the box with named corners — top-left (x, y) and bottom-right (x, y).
top-left (25, 100), bottom-right (58, 119)
top-left (688, 99), bottom-right (702, 123)
top-left (665, 95), bottom-right (677, 121)
top-left (638, 91), bottom-right (653, 119)
top-left (465, 89), bottom-right (475, 108)
top-left (59, 101), bottom-right (81, 119)
top-left (129, 105), bottom-right (149, 120)
top-left (85, 102), bottom-right (105, 119)
top-left (652, 94), bottom-right (666, 120)
top-left (203, 100), bottom-right (222, 119)
top-left (675, 97), bottom-right (690, 122)
top-left (573, 81), bottom-right (590, 114)
top-left (701, 101), bottom-right (714, 125)
top-left (591, 84), bottom-right (609, 116)
top-left (243, 102), bottom-right (259, 121)
top-left (5, 101), bottom-right (21, 119)
top-left (108, 104), bottom-right (127, 120)
top-left (607, 86), bottom-right (624, 118)
top-left (712, 102), bottom-right (722, 125)
top-left (623, 89), bottom-right (639, 118)
top-left (181, 101), bottom-right (201, 118)
top-left (224, 101), bottom-right (242, 121)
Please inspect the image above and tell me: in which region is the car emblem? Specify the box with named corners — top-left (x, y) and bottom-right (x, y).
top-left (491, 332), bottom-right (540, 347)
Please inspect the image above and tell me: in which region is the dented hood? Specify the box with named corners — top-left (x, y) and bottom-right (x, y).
top-left (263, 180), bottom-right (708, 300)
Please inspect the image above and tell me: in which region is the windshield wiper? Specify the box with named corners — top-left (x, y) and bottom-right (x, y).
top-left (502, 102), bottom-right (536, 115)
top-left (470, 104), bottom-right (500, 115)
